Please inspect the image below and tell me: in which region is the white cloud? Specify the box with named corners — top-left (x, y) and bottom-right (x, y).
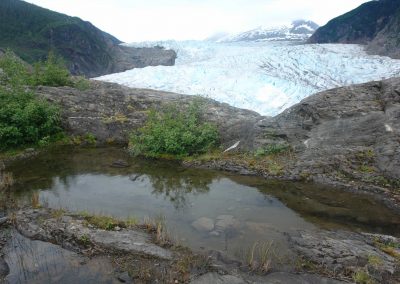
top-left (24, 0), bottom-right (369, 42)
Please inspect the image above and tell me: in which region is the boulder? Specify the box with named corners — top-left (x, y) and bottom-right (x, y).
top-left (215, 215), bottom-right (240, 232)
top-left (191, 217), bottom-right (214, 233)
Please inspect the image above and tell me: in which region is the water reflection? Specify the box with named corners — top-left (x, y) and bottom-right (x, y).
top-left (7, 147), bottom-right (400, 241)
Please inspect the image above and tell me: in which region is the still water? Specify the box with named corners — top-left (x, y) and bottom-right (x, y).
top-left (8, 147), bottom-right (400, 256)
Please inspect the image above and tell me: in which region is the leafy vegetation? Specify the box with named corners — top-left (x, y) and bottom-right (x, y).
top-left (32, 51), bottom-right (72, 87)
top-left (0, 49), bottom-right (74, 150)
top-left (0, 90), bottom-right (61, 150)
top-left (129, 101), bottom-right (219, 158)
top-left (352, 269), bottom-right (374, 284)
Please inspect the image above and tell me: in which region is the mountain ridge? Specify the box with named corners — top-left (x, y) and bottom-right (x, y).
top-left (0, 0), bottom-right (176, 77)
top-left (308, 0), bottom-right (400, 58)
top-left (216, 20), bottom-right (319, 42)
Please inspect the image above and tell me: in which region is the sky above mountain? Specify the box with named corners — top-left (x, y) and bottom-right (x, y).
top-left (25, 0), bottom-right (370, 42)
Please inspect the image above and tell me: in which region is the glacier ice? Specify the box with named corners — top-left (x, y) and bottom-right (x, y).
top-left (96, 41), bottom-right (400, 116)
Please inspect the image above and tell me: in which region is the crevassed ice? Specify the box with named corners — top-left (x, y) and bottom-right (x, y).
top-left (96, 41), bottom-right (400, 116)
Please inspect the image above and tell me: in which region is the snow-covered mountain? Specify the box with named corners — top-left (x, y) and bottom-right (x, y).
top-left (217, 20), bottom-right (319, 42)
top-left (97, 40), bottom-right (400, 116)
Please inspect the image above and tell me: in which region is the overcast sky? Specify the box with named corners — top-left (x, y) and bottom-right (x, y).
top-left (25, 0), bottom-right (370, 42)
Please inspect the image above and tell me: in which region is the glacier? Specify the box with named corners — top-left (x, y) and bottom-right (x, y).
top-left (96, 41), bottom-right (400, 116)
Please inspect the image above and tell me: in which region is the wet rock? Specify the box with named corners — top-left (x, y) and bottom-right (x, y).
top-left (116, 271), bottom-right (131, 283)
top-left (245, 222), bottom-right (273, 234)
top-left (111, 160), bottom-right (130, 168)
top-left (288, 230), bottom-right (399, 283)
top-left (129, 174), bottom-right (142, 182)
top-left (0, 257), bottom-right (9, 278)
top-left (255, 272), bottom-right (346, 283)
top-left (69, 223), bottom-right (173, 260)
top-left (0, 217), bottom-right (8, 226)
top-left (190, 272), bottom-right (245, 284)
top-left (209, 231), bottom-right (220, 237)
top-left (15, 209), bottom-right (173, 260)
top-left (4, 232), bottom-right (119, 283)
top-left (191, 217), bottom-right (214, 232)
top-left (215, 215), bottom-right (240, 232)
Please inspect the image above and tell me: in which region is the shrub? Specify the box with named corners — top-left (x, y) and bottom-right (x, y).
top-left (0, 49), bottom-right (32, 88)
top-left (0, 49), bottom-right (74, 88)
top-left (32, 51), bottom-right (72, 87)
top-left (129, 101), bottom-right (219, 158)
top-left (0, 88), bottom-right (61, 150)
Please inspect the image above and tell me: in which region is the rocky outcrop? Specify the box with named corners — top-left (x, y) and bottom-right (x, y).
top-left (191, 272), bottom-right (346, 284)
top-left (253, 78), bottom-right (400, 183)
top-left (36, 80), bottom-right (261, 148)
top-left (0, 0), bottom-right (177, 77)
top-left (288, 230), bottom-right (400, 283)
top-left (308, 0), bottom-right (400, 59)
top-left (14, 208), bottom-right (172, 260)
top-left (367, 8), bottom-right (400, 59)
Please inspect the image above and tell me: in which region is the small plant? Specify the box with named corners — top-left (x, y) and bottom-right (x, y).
top-left (142, 215), bottom-right (171, 245)
top-left (352, 269), bottom-right (374, 284)
top-left (31, 192), bottom-right (41, 209)
top-left (79, 234), bottom-right (91, 245)
top-left (38, 135), bottom-right (52, 147)
top-left (359, 165), bottom-right (375, 173)
top-left (238, 241), bottom-right (275, 274)
top-left (82, 213), bottom-right (124, 231)
top-left (0, 172), bottom-right (14, 191)
top-left (73, 76), bottom-right (91, 91)
top-left (129, 100), bottom-right (219, 158)
top-left (255, 143), bottom-right (291, 157)
top-left (356, 149), bottom-right (375, 160)
top-left (367, 255), bottom-right (383, 267)
top-left (125, 216), bottom-right (139, 227)
top-left (51, 208), bottom-right (65, 220)
top-left (84, 133), bottom-right (97, 145)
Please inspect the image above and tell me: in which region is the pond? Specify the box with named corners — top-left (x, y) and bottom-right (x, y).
top-left (7, 147), bottom-right (400, 258)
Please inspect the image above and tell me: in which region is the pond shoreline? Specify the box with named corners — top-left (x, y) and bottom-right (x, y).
top-left (1, 147), bottom-right (400, 283)
top-left (3, 144), bottom-right (399, 215)
top-left (0, 207), bottom-right (399, 283)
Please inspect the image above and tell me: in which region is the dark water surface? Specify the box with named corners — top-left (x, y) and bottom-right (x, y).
top-left (7, 147), bottom-right (400, 256)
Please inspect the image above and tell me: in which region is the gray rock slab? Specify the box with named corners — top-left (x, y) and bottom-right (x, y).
top-left (191, 273), bottom-right (245, 284)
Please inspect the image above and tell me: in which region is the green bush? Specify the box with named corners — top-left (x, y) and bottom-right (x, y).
top-left (0, 49), bottom-right (74, 88)
top-left (0, 49), bottom-right (32, 88)
top-left (129, 101), bottom-right (219, 158)
top-left (0, 89), bottom-right (61, 150)
top-left (32, 51), bottom-right (73, 87)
